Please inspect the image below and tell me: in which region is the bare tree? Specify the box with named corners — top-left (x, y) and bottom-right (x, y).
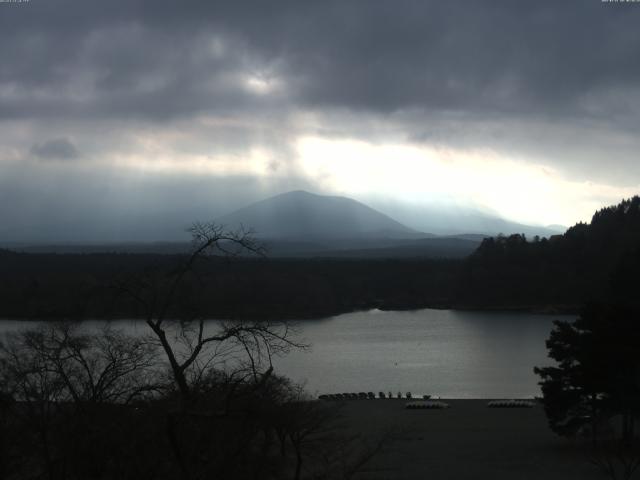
top-left (114, 222), bottom-right (306, 401)
top-left (1, 322), bottom-right (161, 406)
top-left (0, 322), bottom-right (161, 480)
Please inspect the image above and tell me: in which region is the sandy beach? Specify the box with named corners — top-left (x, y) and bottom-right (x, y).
top-left (335, 399), bottom-right (603, 480)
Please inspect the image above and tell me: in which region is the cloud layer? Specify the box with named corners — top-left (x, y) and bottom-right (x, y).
top-left (1, 0), bottom-right (639, 240)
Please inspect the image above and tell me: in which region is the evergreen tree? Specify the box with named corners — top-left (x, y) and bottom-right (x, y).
top-left (535, 303), bottom-right (640, 443)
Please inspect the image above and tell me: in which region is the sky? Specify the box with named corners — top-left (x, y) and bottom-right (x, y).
top-left (1, 0), bottom-right (640, 241)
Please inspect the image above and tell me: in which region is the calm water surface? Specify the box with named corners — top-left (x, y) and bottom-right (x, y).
top-left (275, 309), bottom-right (572, 398)
top-left (0, 309), bottom-right (573, 398)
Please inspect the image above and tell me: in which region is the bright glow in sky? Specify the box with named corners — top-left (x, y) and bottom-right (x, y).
top-left (42, 123), bottom-right (634, 228)
top-left (296, 136), bottom-right (636, 226)
top-left (243, 75), bottom-right (282, 96)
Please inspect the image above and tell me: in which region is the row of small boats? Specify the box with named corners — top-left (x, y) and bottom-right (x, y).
top-left (405, 399), bottom-right (536, 409)
top-left (319, 391), bottom-right (429, 401)
top-left (318, 394), bottom-right (536, 410)
top-left (486, 400), bottom-right (536, 408)
top-left (405, 401), bottom-right (449, 409)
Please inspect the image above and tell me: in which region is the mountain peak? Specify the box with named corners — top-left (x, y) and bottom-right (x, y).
top-left (271, 190), bottom-right (351, 202)
top-left (280, 190), bottom-right (316, 196)
top-left (217, 191), bottom-right (422, 240)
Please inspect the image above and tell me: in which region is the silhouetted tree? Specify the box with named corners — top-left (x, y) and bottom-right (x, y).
top-left (0, 322), bottom-right (161, 480)
top-left (114, 222), bottom-right (305, 402)
top-left (111, 223), bottom-right (313, 480)
top-left (0, 322), bottom-right (160, 406)
top-left (535, 303), bottom-right (640, 445)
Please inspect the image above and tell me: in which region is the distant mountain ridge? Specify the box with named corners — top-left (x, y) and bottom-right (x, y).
top-left (216, 190), bottom-right (425, 240)
top-left (366, 201), bottom-right (564, 238)
top-left (3, 191), bottom-right (564, 258)
top-left (218, 190), bottom-right (563, 241)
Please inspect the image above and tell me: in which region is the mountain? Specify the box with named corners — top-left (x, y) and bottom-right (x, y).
top-left (7, 191), bottom-right (561, 258)
top-left (213, 190), bottom-right (558, 258)
top-left (546, 224), bottom-right (568, 233)
top-left (366, 201), bottom-right (565, 238)
top-left (216, 190), bottom-right (425, 241)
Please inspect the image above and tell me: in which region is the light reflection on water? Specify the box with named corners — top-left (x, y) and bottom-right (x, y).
top-left (0, 309), bottom-right (573, 398)
top-left (273, 309), bottom-right (571, 398)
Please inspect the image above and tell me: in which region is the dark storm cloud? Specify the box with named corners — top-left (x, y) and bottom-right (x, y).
top-left (1, 0), bottom-right (639, 123)
top-left (1, 0), bottom-right (640, 243)
top-left (30, 138), bottom-right (79, 160)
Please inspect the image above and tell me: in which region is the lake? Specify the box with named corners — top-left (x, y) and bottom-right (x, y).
top-left (0, 308), bottom-right (572, 398)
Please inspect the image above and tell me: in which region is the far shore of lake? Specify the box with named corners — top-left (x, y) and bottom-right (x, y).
top-left (0, 302), bottom-right (581, 324)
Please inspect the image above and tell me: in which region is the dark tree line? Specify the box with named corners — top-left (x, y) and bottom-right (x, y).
top-left (0, 251), bottom-right (460, 321)
top-left (458, 196), bottom-right (640, 311)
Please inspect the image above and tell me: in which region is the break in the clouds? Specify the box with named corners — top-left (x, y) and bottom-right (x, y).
top-left (1, 0), bottom-right (640, 240)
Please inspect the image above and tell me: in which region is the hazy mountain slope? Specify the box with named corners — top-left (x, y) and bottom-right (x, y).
top-left (216, 190), bottom-right (426, 240)
top-left (367, 201), bottom-right (565, 237)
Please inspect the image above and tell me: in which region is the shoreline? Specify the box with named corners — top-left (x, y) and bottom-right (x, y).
top-left (0, 303), bottom-right (580, 323)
